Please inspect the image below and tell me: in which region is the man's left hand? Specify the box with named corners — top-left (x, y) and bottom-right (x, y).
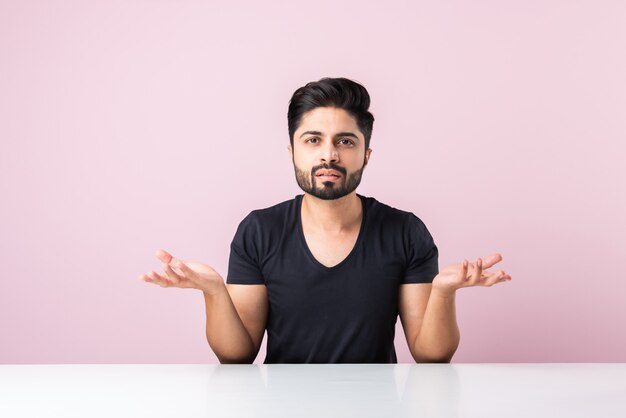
top-left (432, 253), bottom-right (512, 297)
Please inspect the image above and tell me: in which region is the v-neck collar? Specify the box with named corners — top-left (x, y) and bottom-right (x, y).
top-left (296, 193), bottom-right (367, 271)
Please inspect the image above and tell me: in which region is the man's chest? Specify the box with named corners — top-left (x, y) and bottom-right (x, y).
top-left (262, 227), bottom-right (407, 305)
top-left (301, 227), bottom-right (360, 269)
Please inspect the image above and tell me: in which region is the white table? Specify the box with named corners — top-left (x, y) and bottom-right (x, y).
top-left (1, 363), bottom-right (625, 417)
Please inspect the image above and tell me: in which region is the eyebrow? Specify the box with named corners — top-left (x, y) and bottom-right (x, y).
top-left (299, 131), bottom-right (360, 141)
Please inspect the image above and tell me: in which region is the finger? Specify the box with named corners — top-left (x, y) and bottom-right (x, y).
top-left (482, 270), bottom-right (506, 287)
top-left (481, 253), bottom-right (503, 269)
top-left (141, 272), bottom-right (160, 284)
top-left (148, 271), bottom-right (173, 288)
top-left (156, 249), bottom-right (173, 264)
top-left (469, 257), bottom-right (483, 284)
top-left (170, 258), bottom-right (198, 282)
top-left (162, 263), bottom-right (182, 284)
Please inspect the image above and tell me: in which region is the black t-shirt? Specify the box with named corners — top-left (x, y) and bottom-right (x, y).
top-left (226, 193), bottom-right (439, 363)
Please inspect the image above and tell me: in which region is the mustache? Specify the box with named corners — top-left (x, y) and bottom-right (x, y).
top-left (311, 163), bottom-right (346, 176)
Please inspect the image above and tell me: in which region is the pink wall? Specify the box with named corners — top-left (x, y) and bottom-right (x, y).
top-left (1, 0), bottom-right (624, 364)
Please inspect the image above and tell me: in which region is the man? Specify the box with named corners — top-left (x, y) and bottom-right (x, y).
top-left (139, 77), bottom-right (512, 364)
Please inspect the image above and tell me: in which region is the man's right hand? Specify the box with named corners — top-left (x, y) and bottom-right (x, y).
top-left (139, 249), bottom-right (226, 295)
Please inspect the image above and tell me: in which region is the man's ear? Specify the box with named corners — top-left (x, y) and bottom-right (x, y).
top-left (287, 144), bottom-right (293, 159)
top-left (364, 148), bottom-right (372, 166)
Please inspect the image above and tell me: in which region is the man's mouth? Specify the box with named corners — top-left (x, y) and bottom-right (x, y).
top-left (316, 169), bottom-right (342, 178)
top-left (316, 173), bottom-right (341, 181)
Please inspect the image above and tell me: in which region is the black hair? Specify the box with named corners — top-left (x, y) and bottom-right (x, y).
top-left (287, 77), bottom-right (375, 150)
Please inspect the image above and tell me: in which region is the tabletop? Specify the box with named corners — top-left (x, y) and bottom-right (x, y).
top-left (1, 363), bottom-right (625, 417)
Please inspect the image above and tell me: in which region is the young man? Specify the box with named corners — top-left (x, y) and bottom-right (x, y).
top-left (139, 77), bottom-right (512, 364)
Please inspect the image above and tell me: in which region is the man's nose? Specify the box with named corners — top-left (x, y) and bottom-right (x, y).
top-left (321, 142), bottom-right (339, 163)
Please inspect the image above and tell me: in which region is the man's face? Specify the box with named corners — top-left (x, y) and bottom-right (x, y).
top-left (288, 107), bottom-right (372, 201)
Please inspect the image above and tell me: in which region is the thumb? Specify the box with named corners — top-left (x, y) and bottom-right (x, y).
top-left (156, 249), bottom-right (173, 263)
top-left (482, 253), bottom-right (503, 269)
top-left (459, 259), bottom-right (469, 281)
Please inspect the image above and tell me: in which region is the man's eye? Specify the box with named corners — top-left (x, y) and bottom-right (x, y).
top-left (306, 138), bottom-right (319, 143)
top-left (339, 139), bottom-right (354, 145)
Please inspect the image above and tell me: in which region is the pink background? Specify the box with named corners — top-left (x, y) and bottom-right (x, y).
top-left (1, 0), bottom-right (625, 364)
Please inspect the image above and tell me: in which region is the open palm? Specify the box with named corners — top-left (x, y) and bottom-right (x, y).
top-left (432, 253), bottom-right (512, 296)
top-left (139, 249), bottom-right (225, 295)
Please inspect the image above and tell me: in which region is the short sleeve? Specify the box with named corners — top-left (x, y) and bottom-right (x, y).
top-left (226, 212), bottom-right (265, 285)
top-left (403, 214), bottom-right (439, 284)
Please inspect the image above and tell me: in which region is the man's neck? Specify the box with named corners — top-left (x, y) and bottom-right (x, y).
top-left (301, 192), bottom-right (362, 234)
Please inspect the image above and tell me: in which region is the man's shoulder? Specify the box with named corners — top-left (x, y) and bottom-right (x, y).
top-left (363, 194), bottom-right (417, 224)
top-left (363, 195), bottom-right (435, 241)
top-left (251, 194), bottom-right (299, 216)
top-left (239, 195), bottom-right (300, 228)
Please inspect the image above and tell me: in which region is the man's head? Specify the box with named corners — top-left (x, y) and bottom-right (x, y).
top-left (287, 77), bottom-right (375, 200)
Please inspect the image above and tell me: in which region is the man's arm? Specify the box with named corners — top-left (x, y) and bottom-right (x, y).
top-left (204, 283), bottom-right (268, 364)
top-left (399, 254), bottom-right (512, 363)
top-left (399, 284), bottom-right (460, 363)
top-left (141, 249), bottom-right (268, 364)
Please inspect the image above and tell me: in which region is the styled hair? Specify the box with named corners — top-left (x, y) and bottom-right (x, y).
top-left (287, 77), bottom-right (375, 150)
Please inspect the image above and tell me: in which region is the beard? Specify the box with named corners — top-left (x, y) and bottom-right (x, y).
top-left (293, 159), bottom-right (365, 201)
